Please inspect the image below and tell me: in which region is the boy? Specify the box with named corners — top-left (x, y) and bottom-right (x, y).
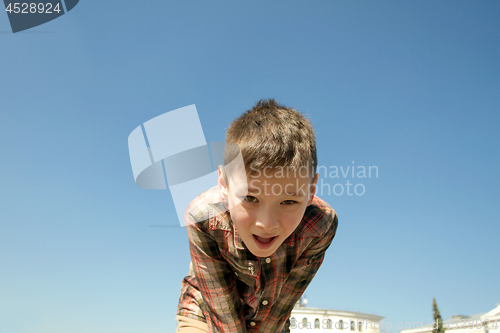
top-left (176, 99), bottom-right (338, 332)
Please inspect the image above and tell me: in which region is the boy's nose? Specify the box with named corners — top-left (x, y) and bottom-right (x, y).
top-left (255, 211), bottom-right (280, 232)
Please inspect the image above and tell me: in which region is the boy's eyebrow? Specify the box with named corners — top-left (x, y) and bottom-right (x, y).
top-left (247, 187), bottom-right (260, 194)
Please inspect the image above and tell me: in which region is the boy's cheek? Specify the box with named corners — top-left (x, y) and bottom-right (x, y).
top-left (283, 212), bottom-right (307, 232)
top-left (230, 210), bottom-right (252, 230)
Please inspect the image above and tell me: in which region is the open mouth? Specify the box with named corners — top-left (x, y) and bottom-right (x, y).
top-left (253, 235), bottom-right (278, 249)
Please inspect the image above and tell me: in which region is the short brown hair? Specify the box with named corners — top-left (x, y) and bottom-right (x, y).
top-left (224, 99), bottom-right (317, 178)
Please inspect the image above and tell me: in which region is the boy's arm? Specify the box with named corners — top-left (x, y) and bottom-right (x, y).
top-left (185, 210), bottom-right (247, 333)
top-left (263, 210), bottom-right (339, 332)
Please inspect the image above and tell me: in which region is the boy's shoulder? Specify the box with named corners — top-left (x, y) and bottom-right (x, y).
top-left (184, 186), bottom-right (230, 230)
top-left (293, 195), bottom-right (338, 240)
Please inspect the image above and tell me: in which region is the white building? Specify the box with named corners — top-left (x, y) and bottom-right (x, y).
top-left (290, 298), bottom-right (384, 333)
top-left (400, 304), bottom-right (500, 333)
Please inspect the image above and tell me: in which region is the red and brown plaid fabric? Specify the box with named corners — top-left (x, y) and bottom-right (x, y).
top-left (176, 186), bottom-right (338, 333)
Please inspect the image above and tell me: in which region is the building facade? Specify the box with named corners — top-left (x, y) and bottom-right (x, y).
top-left (290, 299), bottom-right (384, 333)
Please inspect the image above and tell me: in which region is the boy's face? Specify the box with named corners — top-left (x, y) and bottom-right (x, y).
top-left (218, 166), bottom-right (319, 258)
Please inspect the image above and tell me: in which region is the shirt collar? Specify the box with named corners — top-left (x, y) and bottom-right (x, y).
top-left (283, 233), bottom-right (295, 246)
top-left (210, 209), bottom-right (246, 250)
top-left (233, 222), bottom-right (246, 250)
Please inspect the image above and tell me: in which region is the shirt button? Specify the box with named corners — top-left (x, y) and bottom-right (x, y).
top-left (262, 300), bottom-right (269, 305)
top-left (250, 321), bottom-right (256, 326)
top-left (265, 257), bottom-right (271, 264)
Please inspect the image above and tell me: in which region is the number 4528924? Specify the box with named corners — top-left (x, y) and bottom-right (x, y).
top-left (5, 3), bottom-right (62, 14)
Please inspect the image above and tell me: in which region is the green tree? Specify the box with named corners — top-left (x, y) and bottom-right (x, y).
top-left (432, 298), bottom-right (445, 333)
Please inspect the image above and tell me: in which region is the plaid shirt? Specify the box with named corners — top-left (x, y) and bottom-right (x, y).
top-left (176, 186), bottom-right (338, 333)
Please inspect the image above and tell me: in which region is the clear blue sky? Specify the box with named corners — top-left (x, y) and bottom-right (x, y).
top-left (1, 1), bottom-right (499, 332)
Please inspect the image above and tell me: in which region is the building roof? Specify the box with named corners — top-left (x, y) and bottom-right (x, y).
top-left (291, 305), bottom-right (384, 322)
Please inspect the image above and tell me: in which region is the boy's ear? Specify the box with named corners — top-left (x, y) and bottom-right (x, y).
top-left (307, 173), bottom-right (320, 206)
top-left (218, 165), bottom-right (229, 196)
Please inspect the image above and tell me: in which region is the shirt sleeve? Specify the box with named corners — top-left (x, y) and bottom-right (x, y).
top-left (185, 209), bottom-right (247, 333)
top-left (266, 210), bottom-right (339, 331)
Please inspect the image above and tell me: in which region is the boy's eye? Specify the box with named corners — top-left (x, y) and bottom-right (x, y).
top-left (244, 196), bottom-right (258, 203)
top-left (281, 200), bottom-right (297, 205)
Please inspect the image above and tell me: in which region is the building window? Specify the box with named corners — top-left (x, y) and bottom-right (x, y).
top-left (351, 321), bottom-right (355, 331)
top-left (315, 318), bottom-right (320, 329)
top-left (290, 317), bottom-right (296, 329)
top-left (359, 321), bottom-right (363, 331)
top-left (326, 319), bottom-right (333, 329)
top-left (339, 320), bottom-right (344, 330)
top-left (303, 318), bottom-right (308, 327)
